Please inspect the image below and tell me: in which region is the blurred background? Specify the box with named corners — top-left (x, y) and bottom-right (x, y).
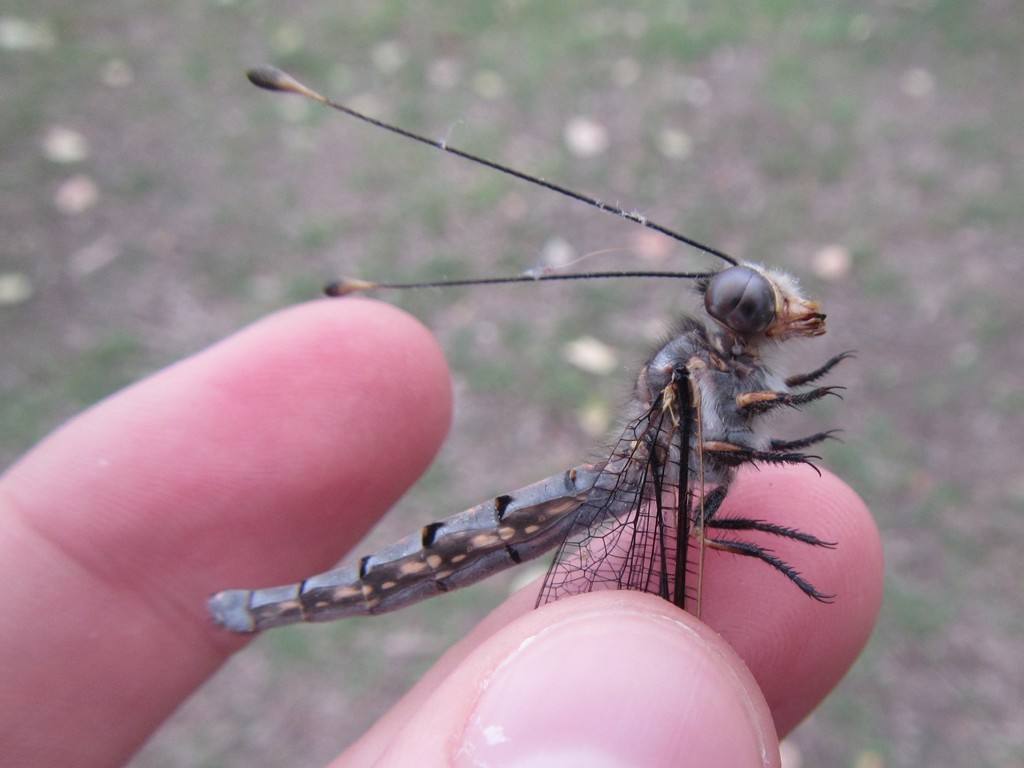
top-left (3, 1), bottom-right (1022, 766)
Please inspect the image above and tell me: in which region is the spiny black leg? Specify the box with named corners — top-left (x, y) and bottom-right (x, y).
top-left (770, 429), bottom-right (842, 451)
top-left (707, 538), bottom-right (834, 601)
top-left (785, 351), bottom-right (856, 387)
top-left (707, 517), bottom-right (837, 547)
top-left (691, 485), bottom-right (728, 526)
top-left (737, 386), bottom-right (844, 416)
top-left (703, 443), bottom-right (821, 471)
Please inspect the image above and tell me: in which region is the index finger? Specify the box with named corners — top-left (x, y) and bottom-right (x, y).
top-left (0, 299), bottom-right (451, 768)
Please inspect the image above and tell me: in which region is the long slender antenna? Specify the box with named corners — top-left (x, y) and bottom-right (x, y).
top-left (326, 269), bottom-right (715, 296)
top-left (247, 65), bottom-right (738, 268)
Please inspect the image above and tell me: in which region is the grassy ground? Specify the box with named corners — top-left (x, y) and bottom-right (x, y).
top-left (3, 1), bottom-right (1023, 766)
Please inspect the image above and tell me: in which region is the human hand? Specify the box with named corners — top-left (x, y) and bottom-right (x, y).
top-left (0, 300), bottom-right (882, 767)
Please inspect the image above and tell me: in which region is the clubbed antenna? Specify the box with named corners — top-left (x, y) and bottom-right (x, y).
top-left (246, 64), bottom-right (739, 269)
top-left (324, 269), bottom-right (717, 297)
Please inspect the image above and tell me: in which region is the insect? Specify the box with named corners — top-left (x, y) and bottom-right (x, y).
top-left (207, 66), bottom-right (849, 633)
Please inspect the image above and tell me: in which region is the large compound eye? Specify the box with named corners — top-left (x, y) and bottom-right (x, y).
top-left (704, 266), bottom-right (776, 335)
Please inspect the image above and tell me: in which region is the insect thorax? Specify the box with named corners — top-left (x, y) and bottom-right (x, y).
top-left (636, 317), bottom-right (785, 479)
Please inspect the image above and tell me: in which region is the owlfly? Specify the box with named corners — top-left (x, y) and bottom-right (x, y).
top-left (208, 66), bottom-right (850, 633)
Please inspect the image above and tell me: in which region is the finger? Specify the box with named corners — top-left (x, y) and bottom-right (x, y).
top-left (700, 464), bottom-right (884, 735)
top-left (0, 299), bottom-right (451, 768)
top-left (340, 466), bottom-right (880, 762)
top-left (340, 592), bottom-right (781, 768)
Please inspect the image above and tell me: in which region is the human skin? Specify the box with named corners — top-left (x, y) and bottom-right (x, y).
top-left (0, 300), bottom-right (883, 767)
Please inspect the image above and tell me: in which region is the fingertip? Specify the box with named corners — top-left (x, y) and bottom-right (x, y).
top-left (374, 593), bottom-right (780, 768)
top-left (206, 297), bottom-right (454, 451)
top-left (714, 465), bottom-right (883, 625)
top-left (187, 297), bottom-right (454, 592)
top-left (702, 465), bottom-right (883, 735)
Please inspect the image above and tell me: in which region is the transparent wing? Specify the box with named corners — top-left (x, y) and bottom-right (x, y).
top-left (537, 369), bottom-right (699, 610)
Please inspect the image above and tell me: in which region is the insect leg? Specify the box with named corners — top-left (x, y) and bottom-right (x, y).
top-left (769, 429), bottom-right (842, 451)
top-left (705, 537), bottom-right (834, 601)
top-left (707, 516), bottom-right (836, 547)
top-left (702, 441), bottom-right (821, 469)
top-left (785, 351), bottom-right (856, 387)
top-left (736, 386), bottom-right (844, 415)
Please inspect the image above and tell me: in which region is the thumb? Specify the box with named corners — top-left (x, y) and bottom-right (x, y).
top-left (358, 591), bottom-right (779, 768)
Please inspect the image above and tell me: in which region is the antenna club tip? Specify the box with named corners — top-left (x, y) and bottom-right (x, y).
top-left (324, 278), bottom-right (378, 297)
top-left (246, 65), bottom-right (325, 102)
top-left (246, 64), bottom-right (288, 91)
